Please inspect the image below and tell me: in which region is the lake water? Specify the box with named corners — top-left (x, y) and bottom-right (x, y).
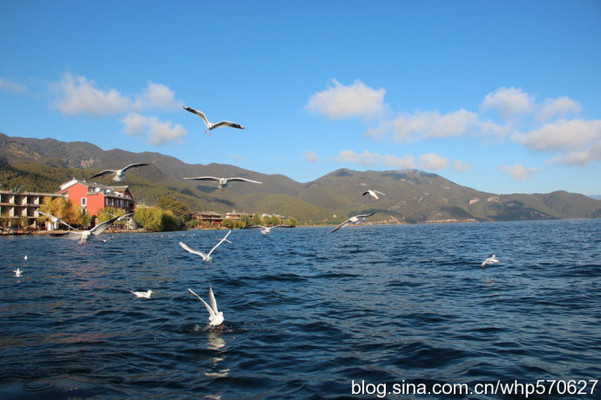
top-left (1, 220), bottom-right (600, 399)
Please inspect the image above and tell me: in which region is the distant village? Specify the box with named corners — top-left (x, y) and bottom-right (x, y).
top-left (0, 180), bottom-right (289, 234)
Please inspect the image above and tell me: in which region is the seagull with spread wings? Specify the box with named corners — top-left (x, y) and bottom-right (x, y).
top-left (329, 211), bottom-right (375, 234)
top-left (183, 106), bottom-right (245, 134)
top-left (362, 189), bottom-right (386, 200)
top-left (183, 176), bottom-right (262, 191)
top-left (179, 230), bottom-right (232, 266)
top-left (88, 163), bottom-right (150, 181)
top-left (188, 287), bottom-right (224, 329)
top-left (42, 212), bottom-right (120, 244)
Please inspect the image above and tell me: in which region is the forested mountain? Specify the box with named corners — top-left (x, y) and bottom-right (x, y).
top-left (2, 132), bottom-right (601, 224)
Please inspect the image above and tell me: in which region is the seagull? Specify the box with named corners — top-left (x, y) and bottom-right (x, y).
top-left (248, 224), bottom-right (293, 235)
top-left (14, 268), bottom-right (23, 277)
top-left (188, 287), bottom-right (224, 328)
top-left (88, 163), bottom-right (150, 181)
top-left (24, 255), bottom-right (28, 261)
top-left (131, 290), bottom-right (153, 298)
top-left (481, 254), bottom-right (499, 268)
top-left (329, 211), bottom-right (375, 234)
top-left (362, 189), bottom-right (386, 200)
top-left (179, 230), bottom-right (232, 266)
top-left (183, 176), bottom-right (262, 191)
top-left (44, 212), bottom-right (120, 244)
top-left (183, 106), bottom-right (245, 134)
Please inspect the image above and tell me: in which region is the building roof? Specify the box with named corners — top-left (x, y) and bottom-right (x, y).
top-left (59, 179), bottom-right (133, 200)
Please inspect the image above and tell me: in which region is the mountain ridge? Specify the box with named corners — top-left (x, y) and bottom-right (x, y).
top-left (2, 132), bottom-right (600, 224)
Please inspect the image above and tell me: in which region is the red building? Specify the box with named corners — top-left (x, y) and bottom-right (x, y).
top-left (58, 179), bottom-right (135, 216)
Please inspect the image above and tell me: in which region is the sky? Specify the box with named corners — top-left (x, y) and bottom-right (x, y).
top-left (1, 1), bottom-right (600, 195)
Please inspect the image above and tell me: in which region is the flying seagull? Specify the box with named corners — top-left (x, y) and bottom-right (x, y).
top-left (44, 212), bottom-right (120, 244)
top-left (88, 163), bottom-right (150, 181)
top-left (131, 290), bottom-right (153, 299)
top-left (481, 254), bottom-right (499, 268)
top-left (188, 287), bottom-right (224, 328)
top-left (362, 189), bottom-right (386, 200)
top-left (248, 224), bottom-right (293, 235)
top-left (183, 176), bottom-right (262, 191)
top-left (329, 211), bottom-right (375, 234)
top-left (179, 230), bottom-right (232, 266)
top-left (183, 106), bottom-right (245, 134)
top-left (13, 268), bottom-right (23, 277)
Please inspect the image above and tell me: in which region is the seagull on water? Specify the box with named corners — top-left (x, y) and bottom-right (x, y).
top-left (131, 290), bottom-right (153, 298)
top-left (183, 106), bottom-right (245, 135)
top-left (42, 212), bottom-right (120, 244)
top-left (481, 254), bottom-right (499, 268)
top-left (14, 268), bottom-right (23, 277)
top-left (329, 211), bottom-right (375, 234)
top-left (249, 224), bottom-right (293, 235)
top-left (183, 176), bottom-right (262, 191)
top-left (88, 163), bottom-right (150, 181)
top-left (179, 230), bottom-right (232, 266)
top-left (188, 287), bottom-right (224, 328)
top-left (362, 189), bottom-right (386, 200)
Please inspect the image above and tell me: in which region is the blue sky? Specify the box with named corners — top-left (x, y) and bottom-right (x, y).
top-left (1, 1), bottom-right (600, 195)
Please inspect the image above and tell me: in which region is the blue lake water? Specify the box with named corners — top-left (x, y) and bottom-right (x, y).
top-left (1, 220), bottom-right (600, 399)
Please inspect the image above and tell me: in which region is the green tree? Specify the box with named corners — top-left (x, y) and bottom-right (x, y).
top-left (157, 196), bottom-right (191, 221)
top-left (238, 214), bottom-right (251, 229)
top-left (284, 217), bottom-right (297, 227)
top-left (261, 215), bottom-right (272, 226)
top-left (251, 213), bottom-right (261, 225)
top-left (221, 218), bottom-right (234, 229)
top-left (271, 215), bottom-right (282, 226)
top-left (39, 196), bottom-right (83, 227)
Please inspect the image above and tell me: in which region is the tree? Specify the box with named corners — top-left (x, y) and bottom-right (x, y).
top-left (251, 213), bottom-right (261, 225)
top-left (157, 196), bottom-right (191, 221)
top-left (284, 217), bottom-right (297, 227)
top-left (221, 218), bottom-right (234, 229)
top-left (39, 196), bottom-right (83, 227)
top-left (238, 214), bottom-right (251, 229)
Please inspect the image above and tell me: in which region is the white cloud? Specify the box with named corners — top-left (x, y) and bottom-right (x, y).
top-left (389, 109), bottom-right (478, 141)
top-left (481, 87), bottom-right (533, 123)
top-left (418, 153), bottom-right (449, 171)
top-left (122, 113), bottom-right (187, 145)
top-left (453, 160), bottom-right (471, 172)
top-left (500, 164), bottom-right (539, 181)
top-left (538, 96), bottom-right (581, 121)
top-left (333, 149), bottom-right (468, 172)
top-left (52, 73), bottom-right (181, 116)
top-left (512, 119), bottom-right (601, 152)
top-left (306, 79), bottom-right (385, 119)
top-left (303, 151), bottom-right (319, 163)
top-left (0, 77), bottom-right (28, 94)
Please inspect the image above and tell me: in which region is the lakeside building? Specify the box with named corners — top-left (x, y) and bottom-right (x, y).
top-left (0, 190), bottom-right (65, 228)
top-left (191, 210), bottom-right (287, 228)
top-left (58, 179), bottom-right (135, 216)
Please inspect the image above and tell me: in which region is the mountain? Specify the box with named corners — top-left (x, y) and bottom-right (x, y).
top-left (2, 132), bottom-right (601, 224)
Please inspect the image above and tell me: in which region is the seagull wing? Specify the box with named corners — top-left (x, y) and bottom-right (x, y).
top-left (208, 286), bottom-right (219, 314)
top-left (90, 216), bottom-right (120, 235)
top-left (374, 191), bottom-right (386, 196)
top-left (179, 241), bottom-right (208, 258)
top-left (38, 211), bottom-right (77, 230)
top-left (121, 163), bottom-right (150, 172)
top-left (225, 177), bottom-right (262, 184)
top-left (183, 106), bottom-right (210, 127)
top-left (362, 191), bottom-right (370, 197)
top-left (213, 121), bottom-right (245, 130)
top-left (183, 176), bottom-right (221, 182)
top-left (329, 219), bottom-right (350, 234)
top-left (88, 170), bottom-right (115, 179)
top-left (354, 211), bottom-right (375, 219)
top-left (188, 288), bottom-right (216, 317)
top-left (207, 230), bottom-right (231, 257)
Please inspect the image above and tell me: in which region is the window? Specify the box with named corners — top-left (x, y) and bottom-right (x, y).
top-left (81, 197), bottom-right (87, 207)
